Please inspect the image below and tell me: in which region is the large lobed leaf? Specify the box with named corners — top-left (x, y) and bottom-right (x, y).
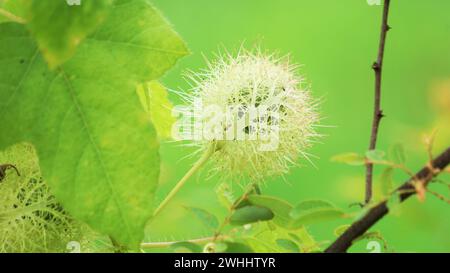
top-left (0, 0), bottom-right (188, 249)
top-left (0, 0), bottom-right (26, 24)
top-left (25, 0), bottom-right (112, 68)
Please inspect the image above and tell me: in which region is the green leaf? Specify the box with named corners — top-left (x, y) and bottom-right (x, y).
top-left (388, 143), bottom-right (406, 164)
top-left (0, 0), bottom-right (188, 249)
top-left (223, 242), bottom-right (254, 253)
top-left (247, 195), bottom-right (293, 228)
top-left (230, 205), bottom-right (274, 226)
top-left (331, 153), bottom-right (365, 166)
top-left (170, 242), bottom-right (202, 253)
top-left (184, 206), bottom-right (219, 231)
top-left (215, 182), bottom-right (234, 209)
top-left (353, 207), bottom-right (370, 221)
top-left (379, 167), bottom-right (394, 197)
top-left (296, 227), bottom-right (319, 252)
top-left (292, 209), bottom-right (345, 226)
top-left (386, 192), bottom-right (402, 213)
top-left (276, 239), bottom-right (299, 252)
top-left (365, 150), bottom-right (385, 161)
top-left (0, 143), bottom-right (80, 253)
top-left (354, 231), bottom-right (385, 245)
top-left (0, 0), bottom-right (26, 24)
top-left (203, 242), bottom-right (227, 253)
top-left (334, 224), bottom-right (350, 237)
top-left (288, 232), bottom-right (301, 242)
top-left (137, 81), bottom-right (176, 139)
top-left (234, 198), bottom-right (252, 209)
top-left (248, 196), bottom-right (344, 231)
top-left (24, 0), bottom-right (112, 68)
top-left (290, 200), bottom-right (345, 226)
top-left (289, 200), bottom-right (334, 218)
top-left (350, 231), bottom-right (388, 252)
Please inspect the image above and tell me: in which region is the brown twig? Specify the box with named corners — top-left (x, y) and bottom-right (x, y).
top-left (325, 147), bottom-right (450, 253)
top-left (365, 0), bottom-right (391, 204)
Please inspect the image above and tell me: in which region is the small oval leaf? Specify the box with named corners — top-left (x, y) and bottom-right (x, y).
top-left (289, 200), bottom-right (335, 219)
top-left (223, 242), bottom-right (254, 253)
top-left (290, 200), bottom-right (345, 227)
top-left (247, 195), bottom-right (293, 228)
top-left (292, 209), bottom-right (345, 227)
top-left (331, 153), bottom-right (365, 166)
top-left (184, 206), bottom-right (219, 230)
top-left (379, 167), bottom-right (394, 196)
top-left (276, 239), bottom-right (300, 252)
top-left (388, 143), bottom-right (406, 164)
top-left (230, 205), bottom-right (274, 225)
top-left (366, 150), bottom-right (385, 161)
top-left (170, 242), bottom-right (202, 253)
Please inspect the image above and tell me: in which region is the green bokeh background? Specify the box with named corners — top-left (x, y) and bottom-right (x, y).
top-left (146, 0), bottom-right (450, 252)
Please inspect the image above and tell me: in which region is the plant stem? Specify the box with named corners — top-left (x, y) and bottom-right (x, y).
top-left (0, 8), bottom-right (26, 24)
top-left (326, 147), bottom-right (450, 253)
top-left (212, 183), bottom-right (257, 241)
top-left (365, 0), bottom-right (391, 204)
top-left (426, 188), bottom-right (450, 204)
top-left (140, 235), bottom-right (227, 249)
top-left (152, 142), bottom-right (218, 218)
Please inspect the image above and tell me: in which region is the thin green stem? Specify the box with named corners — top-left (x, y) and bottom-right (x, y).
top-left (0, 8), bottom-right (26, 24)
top-left (140, 235), bottom-right (227, 249)
top-left (212, 182), bottom-right (257, 241)
top-left (369, 159), bottom-right (415, 178)
top-left (152, 142), bottom-right (218, 218)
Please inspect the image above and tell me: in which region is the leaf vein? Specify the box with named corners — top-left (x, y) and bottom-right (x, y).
top-left (58, 68), bottom-right (134, 242)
